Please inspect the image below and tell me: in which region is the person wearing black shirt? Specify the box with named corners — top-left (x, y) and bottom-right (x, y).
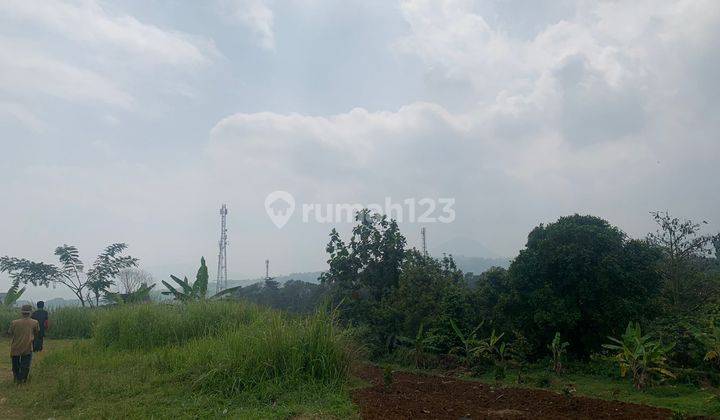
top-left (30, 301), bottom-right (49, 352)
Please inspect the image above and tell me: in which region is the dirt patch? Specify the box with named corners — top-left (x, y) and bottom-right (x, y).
top-left (351, 365), bottom-right (673, 419)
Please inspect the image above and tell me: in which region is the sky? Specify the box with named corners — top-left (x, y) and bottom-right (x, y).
top-left (1, 0), bottom-right (719, 300)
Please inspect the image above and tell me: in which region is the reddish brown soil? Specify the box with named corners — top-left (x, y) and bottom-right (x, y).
top-left (351, 365), bottom-right (674, 419)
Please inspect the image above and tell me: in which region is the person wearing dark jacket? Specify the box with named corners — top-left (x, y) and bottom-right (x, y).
top-left (31, 301), bottom-right (49, 352)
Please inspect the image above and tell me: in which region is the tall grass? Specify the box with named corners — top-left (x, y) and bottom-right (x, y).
top-left (171, 310), bottom-right (352, 400)
top-left (2, 300), bottom-right (354, 416)
top-left (90, 301), bottom-right (351, 401)
top-left (93, 301), bottom-right (267, 350)
top-left (47, 306), bottom-right (97, 339)
top-left (0, 306), bottom-right (17, 332)
top-left (0, 305), bottom-right (96, 338)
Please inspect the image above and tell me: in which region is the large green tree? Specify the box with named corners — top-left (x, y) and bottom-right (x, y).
top-left (320, 210), bottom-right (406, 351)
top-left (505, 214), bottom-right (663, 357)
top-left (320, 209), bottom-right (406, 304)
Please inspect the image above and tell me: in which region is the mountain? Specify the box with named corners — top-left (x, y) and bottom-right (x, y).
top-left (220, 271), bottom-right (324, 290)
top-left (433, 236), bottom-right (500, 259)
top-left (452, 255), bottom-right (510, 275)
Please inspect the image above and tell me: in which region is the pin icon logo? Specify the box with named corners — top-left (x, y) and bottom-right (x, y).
top-left (265, 191), bottom-right (295, 229)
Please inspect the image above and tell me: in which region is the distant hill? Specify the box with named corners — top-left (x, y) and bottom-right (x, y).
top-left (221, 271), bottom-right (324, 290)
top-left (43, 297), bottom-right (82, 309)
top-left (433, 236), bottom-right (500, 259)
top-left (452, 255), bottom-right (511, 275)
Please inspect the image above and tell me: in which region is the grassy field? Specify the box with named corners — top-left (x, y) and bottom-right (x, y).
top-left (0, 302), bottom-right (358, 419)
top-left (1, 302), bottom-right (718, 418)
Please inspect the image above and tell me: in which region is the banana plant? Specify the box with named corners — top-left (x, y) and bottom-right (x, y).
top-left (3, 282), bottom-right (26, 306)
top-left (397, 323), bottom-right (439, 368)
top-left (548, 332), bottom-right (570, 374)
top-left (603, 322), bottom-right (675, 389)
top-left (473, 329), bottom-right (505, 360)
top-left (161, 257), bottom-right (209, 302)
top-left (449, 318), bottom-right (484, 363)
top-left (105, 283), bottom-right (156, 304)
top-left (701, 318), bottom-right (720, 369)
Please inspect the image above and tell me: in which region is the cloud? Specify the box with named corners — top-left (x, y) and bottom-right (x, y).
top-left (221, 0), bottom-right (275, 50)
top-left (207, 0), bottom-right (720, 249)
top-left (0, 37), bottom-right (133, 107)
top-left (0, 0), bottom-right (216, 66)
top-left (0, 101), bottom-right (46, 133)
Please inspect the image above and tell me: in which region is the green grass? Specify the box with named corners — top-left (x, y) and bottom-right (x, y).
top-left (0, 301), bottom-right (358, 419)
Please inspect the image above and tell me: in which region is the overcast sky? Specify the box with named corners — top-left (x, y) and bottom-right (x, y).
top-left (1, 0), bottom-right (718, 300)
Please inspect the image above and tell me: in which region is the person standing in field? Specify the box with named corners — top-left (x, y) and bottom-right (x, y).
top-left (6, 304), bottom-right (40, 383)
top-left (31, 301), bottom-right (49, 352)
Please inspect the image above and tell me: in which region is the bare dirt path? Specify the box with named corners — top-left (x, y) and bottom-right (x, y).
top-left (351, 365), bottom-right (674, 419)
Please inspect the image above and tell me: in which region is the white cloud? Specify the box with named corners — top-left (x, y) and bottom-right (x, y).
top-left (207, 0), bottom-right (720, 249)
top-left (0, 101), bottom-right (46, 133)
top-left (0, 0), bottom-right (216, 66)
top-left (221, 0), bottom-right (275, 50)
top-left (0, 37), bottom-right (133, 107)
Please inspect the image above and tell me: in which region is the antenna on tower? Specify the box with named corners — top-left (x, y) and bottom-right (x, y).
top-left (421, 226), bottom-right (428, 257)
top-left (216, 204), bottom-right (228, 294)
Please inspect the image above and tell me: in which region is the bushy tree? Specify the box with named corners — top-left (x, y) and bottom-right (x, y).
top-left (320, 210), bottom-right (406, 350)
top-left (506, 215), bottom-right (663, 357)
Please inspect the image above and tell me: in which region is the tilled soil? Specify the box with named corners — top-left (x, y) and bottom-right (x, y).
top-left (351, 365), bottom-right (674, 419)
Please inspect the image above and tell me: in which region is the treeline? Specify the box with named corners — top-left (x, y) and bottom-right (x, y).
top-left (231, 210), bottom-right (720, 385)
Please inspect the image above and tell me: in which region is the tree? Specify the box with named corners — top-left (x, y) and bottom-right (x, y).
top-left (161, 257), bottom-right (209, 302)
top-left (116, 269), bottom-right (154, 295)
top-left (506, 215), bottom-right (663, 357)
top-left (647, 211), bottom-right (720, 312)
top-left (320, 210), bottom-right (406, 318)
top-left (1, 243), bottom-right (137, 307)
top-left (86, 244), bottom-right (139, 306)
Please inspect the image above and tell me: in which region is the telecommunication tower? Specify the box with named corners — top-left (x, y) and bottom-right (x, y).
top-left (421, 227), bottom-right (428, 257)
top-left (216, 204), bottom-right (228, 294)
